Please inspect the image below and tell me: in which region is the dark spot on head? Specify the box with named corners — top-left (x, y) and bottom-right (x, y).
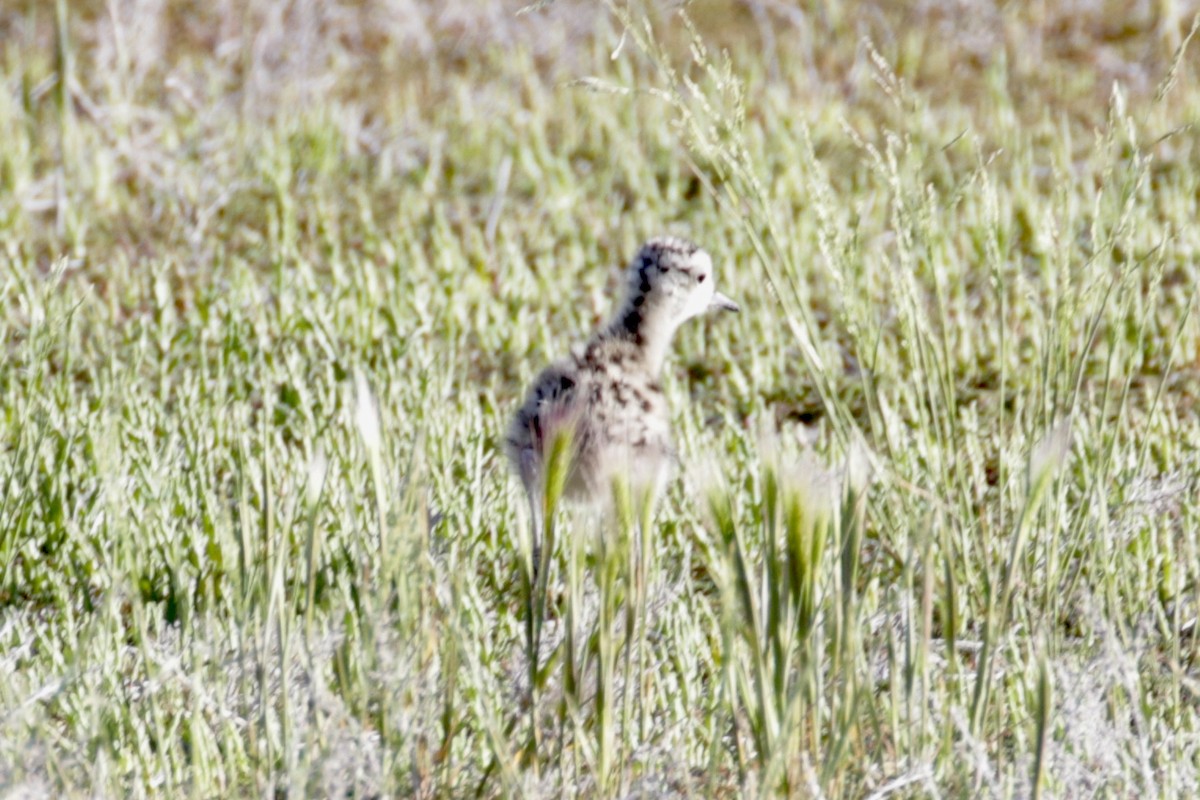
top-left (633, 295), bottom-right (644, 307)
top-left (697, 274), bottom-right (706, 283)
top-left (623, 310), bottom-right (641, 334)
top-left (641, 398), bottom-right (652, 412)
top-left (639, 280), bottom-right (651, 294)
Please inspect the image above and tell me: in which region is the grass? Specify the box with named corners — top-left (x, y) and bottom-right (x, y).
top-left (2, 0), bottom-right (1200, 796)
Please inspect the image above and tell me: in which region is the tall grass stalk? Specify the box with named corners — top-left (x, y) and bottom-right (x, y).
top-left (518, 420), bottom-right (573, 775)
top-left (970, 420), bottom-right (1071, 734)
top-left (704, 445), bottom-right (869, 794)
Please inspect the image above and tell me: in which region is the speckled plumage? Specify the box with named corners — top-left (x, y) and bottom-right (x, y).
top-left (506, 236), bottom-right (737, 521)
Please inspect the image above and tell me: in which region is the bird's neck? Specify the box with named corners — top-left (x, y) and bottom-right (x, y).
top-left (603, 303), bottom-right (678, 375)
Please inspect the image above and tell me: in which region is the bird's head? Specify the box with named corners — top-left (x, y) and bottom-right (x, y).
top-left (623, 236), bottom-right (739, 330)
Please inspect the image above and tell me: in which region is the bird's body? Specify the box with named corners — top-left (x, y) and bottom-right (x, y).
top-left (509, 323), bottom-right (674, 506)
top-left (506, 237), bottom-right (737, 523)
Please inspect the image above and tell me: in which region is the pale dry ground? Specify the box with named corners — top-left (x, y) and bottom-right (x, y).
top-left (2, 1), bottom-right (1200, 797)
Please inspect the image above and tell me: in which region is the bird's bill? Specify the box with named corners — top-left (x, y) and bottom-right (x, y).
top-left (708, 292), bottom-right (740, 313)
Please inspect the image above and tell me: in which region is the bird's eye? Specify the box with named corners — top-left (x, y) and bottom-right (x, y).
top-left (697, 274), bottom-right (707, 284)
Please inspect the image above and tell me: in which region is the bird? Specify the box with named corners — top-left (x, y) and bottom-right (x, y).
top-left (506, 236), bottom-right (739, 545)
